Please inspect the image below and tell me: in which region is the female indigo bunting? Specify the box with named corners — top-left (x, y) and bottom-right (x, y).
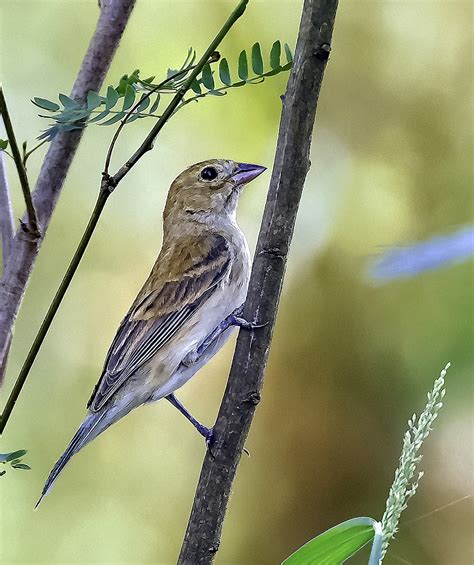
top-left (37, 159), bottom-right (265, 506)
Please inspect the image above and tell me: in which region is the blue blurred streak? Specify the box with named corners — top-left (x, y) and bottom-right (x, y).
top-left (369, 226), bottom-right (474, 282)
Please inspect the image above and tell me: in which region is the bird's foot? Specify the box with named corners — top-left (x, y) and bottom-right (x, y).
top-left (199, 425), bottom-right (216, 458)
top-left (181, 309), bottom-right (266, 369)
top-left (200, 426), bottom-right (250, 459)
top-left (229, 314), bottom-right (267, 330)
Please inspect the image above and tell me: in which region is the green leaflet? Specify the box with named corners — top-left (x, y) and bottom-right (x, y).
top-left (98, 112), bottom-right (126, 126)
top-left (122, 85), bottom-right (136, 111)
top-left (105, 86), bottom-right (119, 110)
top-left (58, 93), bottom-right (80, 109)
top-left (251, 42), bottom-right (264, 75)
top-left (136, 95), bottom-right (150, 112)
top-left (219, 58), bottom-right (232, 86)
top-left (32, 97), bottom-right (60, 112)
top-left (270, 40), bottom-right (282, 70)
top-left (201, 63), bottom-right (215, 90)
top-left (86, 91), bottom-right (102, 110)
top-left (0, 449), bottom-right (27, 462)
top-left (238, 50), bottom-right (249, 81)
top-left (149, 93), bottom-right (161, 113)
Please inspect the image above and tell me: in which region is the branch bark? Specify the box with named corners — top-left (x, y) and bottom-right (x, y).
top-left (178, 1), bottom-right (339, 562)
top-left (0, 151), bottom-right (15, 272)
top-left (0, 0), bottom-right (136, 384)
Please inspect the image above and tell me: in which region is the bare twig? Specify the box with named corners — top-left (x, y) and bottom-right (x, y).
top-left (0, 85), bottom-right (39, 236)
top-left (0, 151), bottom-right (15, 271)
top-left (0, 0), bottom-right (248, 434)
top-left (178, 1), bottom-right (339, 562)
top-left (0, 0), bottom-right (136, 389)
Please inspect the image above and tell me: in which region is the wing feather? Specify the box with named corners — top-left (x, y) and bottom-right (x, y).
top-left (87, 234), bottom-right (231, 411)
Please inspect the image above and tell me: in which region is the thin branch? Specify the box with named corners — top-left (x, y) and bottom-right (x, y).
top-left (111, 2), bottom-right (248, 185)
top-left (0, 85), bottom-right (39, 236)
top-left (0, 0), bottom-right (249, 434)
top-left (22, 139), bottom-right (48, 168)
top-left (178, 1), bottom-right (339, 563)
top-left (0, 192), bottom-right (108, 433)
top-left (103, 52), bottom-right (220, 176)
top-left (0, 150), bottom-right (15, 271)
top-left (0, 0), bottom-right (136, 389)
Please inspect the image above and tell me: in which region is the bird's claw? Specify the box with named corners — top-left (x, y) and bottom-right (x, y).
top-left (202, 427), bottom-right (249, 459)
top-left (231, 315), bottom-right (268, 330)
top-left (203, 427), bottom-right (217, 459)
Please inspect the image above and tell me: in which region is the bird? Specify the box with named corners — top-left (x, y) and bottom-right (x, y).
top-left (36, 159), bottom-right (266, 507)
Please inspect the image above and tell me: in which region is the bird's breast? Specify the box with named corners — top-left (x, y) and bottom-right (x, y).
top-left (157, 229), bottom-right (250, 368)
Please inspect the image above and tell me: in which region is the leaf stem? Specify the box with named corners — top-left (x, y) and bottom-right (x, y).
top-left (0, 0), bottom-right (249, 435)
top-left (0, 85), bottom-right (39, 235)
top-left (22, 139), bottom-right (48, 167)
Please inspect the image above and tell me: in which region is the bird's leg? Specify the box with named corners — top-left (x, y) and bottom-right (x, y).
top-left (166, 393), bottom-right (214, 447)
top-left (182, 304), bottom-right (265, 367)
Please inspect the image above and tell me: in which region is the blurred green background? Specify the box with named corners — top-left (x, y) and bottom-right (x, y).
top-left (1, 1), bottom-right (472, 563)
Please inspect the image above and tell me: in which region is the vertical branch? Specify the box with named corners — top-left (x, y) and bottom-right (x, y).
top-left (178, 1), bottom-right (339, 563)
top-left (0, 86), bottom-right (38, 235)
top-left (0, 151), bottom-right (15, 271)
top-left (0, 0), bottom-right (136, 384)
top-left (0, 150), bottom-right (14, 383)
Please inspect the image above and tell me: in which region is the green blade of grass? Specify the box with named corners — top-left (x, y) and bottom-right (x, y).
top-left (282, 517), bottom-right (377, 565)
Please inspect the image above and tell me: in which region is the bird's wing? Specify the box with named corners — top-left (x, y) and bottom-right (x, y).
top-left (87, 234), bottom-right (231, 412)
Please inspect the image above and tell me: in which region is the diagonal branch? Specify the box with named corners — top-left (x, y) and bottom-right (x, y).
top-left (103, 51), bottom-right (221, 177)
top-left (111, 2), bottom-right (248, 185)
top-left (0, 86), bottom-right (39, 236)
top-left (0, 0), bottom-right (136, 386)
top-left (0, 150), bottom-right (15, 272)
top-left (178, 1), bottom-right (339, 562)
top-left (0, 0), bottom-right (249, 434)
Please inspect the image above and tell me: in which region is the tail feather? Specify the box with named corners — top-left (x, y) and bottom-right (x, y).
top-left (35, 411), bottom-right (107, 508)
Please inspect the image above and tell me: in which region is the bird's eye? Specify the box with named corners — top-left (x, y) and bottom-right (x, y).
top-left (200, 166), bottom-right (218, 181)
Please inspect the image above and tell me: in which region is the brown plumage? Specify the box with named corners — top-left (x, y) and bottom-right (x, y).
top-left (134, 234), bottom-right (231, 319)
top-left (37, 159), bottom-right (266, 506)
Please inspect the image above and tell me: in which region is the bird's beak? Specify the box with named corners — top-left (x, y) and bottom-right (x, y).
top-left (232, 163), bottom-right (267, 185)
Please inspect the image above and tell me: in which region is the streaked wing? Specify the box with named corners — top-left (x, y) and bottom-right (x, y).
top-left (87, 234), bottom-right (231, 412)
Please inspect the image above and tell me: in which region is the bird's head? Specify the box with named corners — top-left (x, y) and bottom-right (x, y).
top-left (163, 159), bottom-right (266, 229)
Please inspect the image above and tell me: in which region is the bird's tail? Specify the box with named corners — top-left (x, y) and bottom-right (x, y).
top-left (35, 410), bottom-right (108, 508)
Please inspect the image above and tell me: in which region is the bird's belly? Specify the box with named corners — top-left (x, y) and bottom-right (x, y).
top-left (149, 325), bottom-right (235, 401)
top-left (147, 278), bottom-right (247, 399)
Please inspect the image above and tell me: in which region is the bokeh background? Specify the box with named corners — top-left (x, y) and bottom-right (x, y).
top-left (1, 1), bottom-right (472, 563)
